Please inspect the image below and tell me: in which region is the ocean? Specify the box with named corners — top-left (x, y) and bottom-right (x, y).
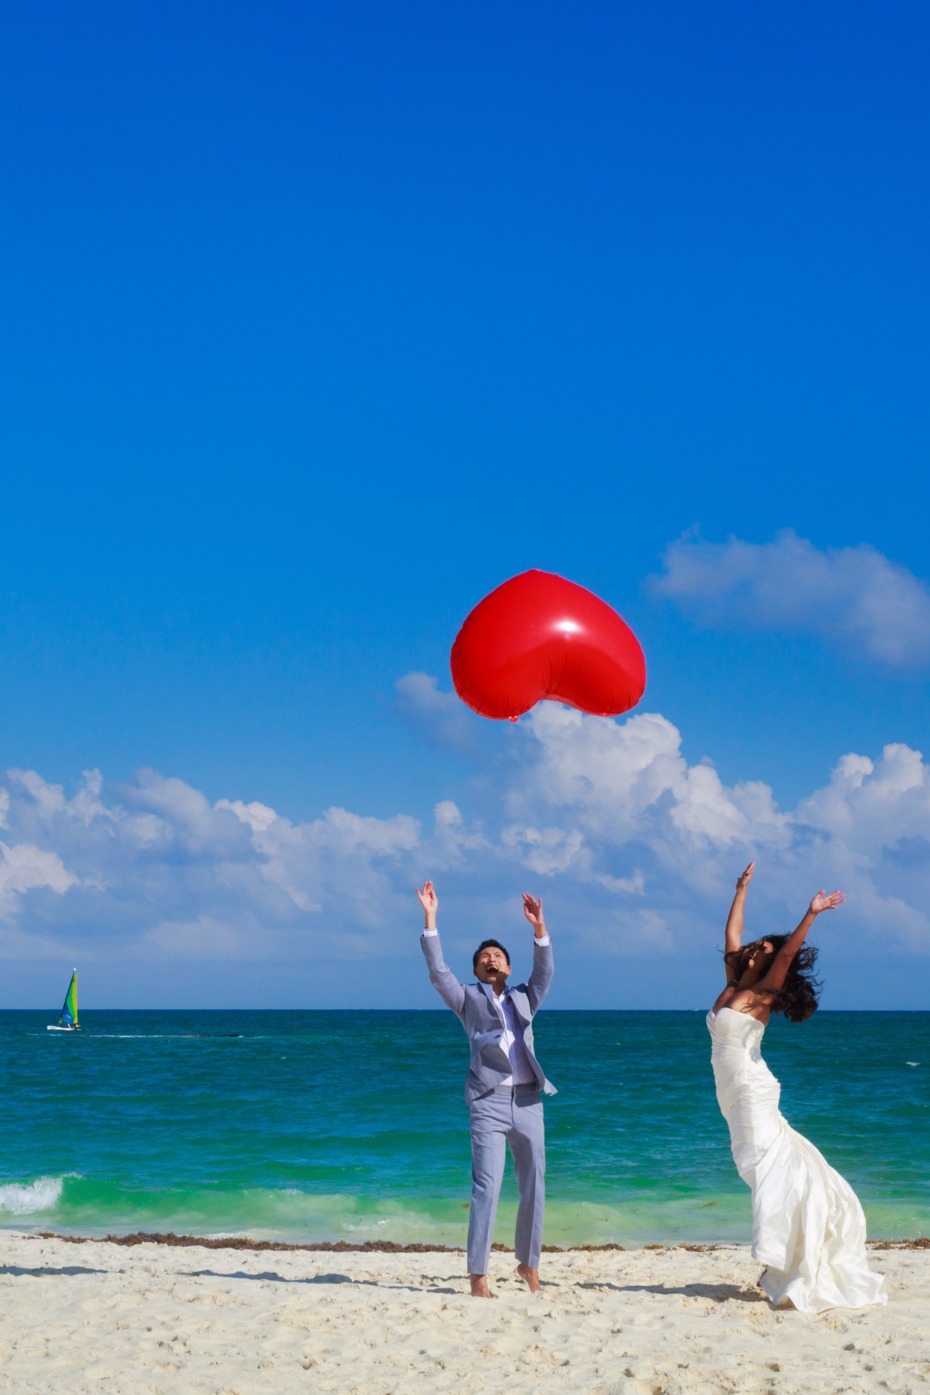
top-left (1, 1010), bottom-right (926, 1247)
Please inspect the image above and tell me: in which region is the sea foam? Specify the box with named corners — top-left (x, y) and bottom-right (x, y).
top-left (0, 1175), bottom-right (66, 1215)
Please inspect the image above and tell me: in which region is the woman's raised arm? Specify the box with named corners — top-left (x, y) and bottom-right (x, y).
top-left (756, 889), bottom-right (844, 996)
top-left (723, 862), bottom-right (755, 984)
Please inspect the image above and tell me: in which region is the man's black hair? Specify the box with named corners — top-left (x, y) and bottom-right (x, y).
top-left (473, 938), bottom-right (511, 971)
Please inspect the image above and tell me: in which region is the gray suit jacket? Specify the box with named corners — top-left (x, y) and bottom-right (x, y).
top-left (421, 931), bottom-right (556, 1104)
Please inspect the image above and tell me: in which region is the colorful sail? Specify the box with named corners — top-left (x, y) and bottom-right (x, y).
top-left (58, 970), bottom-right (78, 1028)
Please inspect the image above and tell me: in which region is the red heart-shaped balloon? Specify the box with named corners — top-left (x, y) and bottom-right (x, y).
top-left (451, 570), bottom-right (646, 720)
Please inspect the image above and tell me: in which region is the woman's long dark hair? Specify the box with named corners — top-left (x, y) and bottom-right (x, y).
top-left (725, 935), bottom-right (822, 1023)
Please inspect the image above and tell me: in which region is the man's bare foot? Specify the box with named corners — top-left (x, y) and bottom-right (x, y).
top-left (516, 1263), bottom-right (540, 1293)
top-left (469, 1273), bottom-right (496, 1298)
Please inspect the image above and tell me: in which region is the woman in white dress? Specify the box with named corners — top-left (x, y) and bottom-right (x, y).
top-left (707, 862), bottom-right (886, 1313)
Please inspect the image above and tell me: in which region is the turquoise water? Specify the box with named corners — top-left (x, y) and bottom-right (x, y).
top-left (1, 1010), bottom-right (927, 1246)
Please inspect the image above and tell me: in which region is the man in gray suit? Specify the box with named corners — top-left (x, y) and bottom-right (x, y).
top-left (416, 879), bottom-right (555, 1297)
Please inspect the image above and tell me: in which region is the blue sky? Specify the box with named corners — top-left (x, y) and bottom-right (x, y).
top-left (1, 1), bottom-right (928, 1008)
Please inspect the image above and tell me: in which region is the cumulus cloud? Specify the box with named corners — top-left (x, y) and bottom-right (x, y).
top-left (218, 799), bottom-right (421, 926)
top-left (796, 744), bottom-right (930, 849)
top-left (394, 671), bottom-right (477, 751)
top-left (507, 705), bottom-right (790, 870)
top-left (1, 697), bottom-right (929, 999)
top-left (500, 824), bottom-right (591, 878)
top-left (0, 842), bottom-right (77, 915)
top-left (485, 701), bottom-right (930, 963)
top-left (650, 531), bottom-right (930, 666)
top-left (0, 768), bottom-right (425, 961)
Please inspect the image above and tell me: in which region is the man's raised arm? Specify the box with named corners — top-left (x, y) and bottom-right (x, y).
top-left (523, 893), bottom-right (553, 1012)
top-left (416, 880), bottom-right (466, 1018)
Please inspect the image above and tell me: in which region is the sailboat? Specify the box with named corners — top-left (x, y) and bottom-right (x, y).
top-left (47, 969), bottom-right (80, 1032)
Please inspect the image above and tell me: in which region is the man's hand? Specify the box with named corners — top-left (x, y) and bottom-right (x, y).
top-left (810, 889), bottom-right (845, 915)
top-left (522, 893), bottom-right (547, 938)
top-left (416, 880), bottom-right (438, 929)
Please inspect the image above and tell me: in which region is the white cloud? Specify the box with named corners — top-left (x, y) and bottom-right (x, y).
top-left (9, 770), bottom-right (69, 818)
top-left (1, 698), bottom-right (929, 999)
top-left (219, 799), bottom-right (421, 922)
top-left (430, 800), bottom-right (489, 862)
top-left (219, 799), bottom-right (278, 834)
top-left (502, 703), bottom-right (930, 958)
top-left (573, 906), bottom-right (673, 958)
top-left (796, 744), bottom-right (930, 851)
top-left (0, 769), bottom-right (423, 957)
top-left (141, 912), bottom-right (279, 961)
top-left (0, 842), bottom-right (77, 915)
top-left (650, 530), bottom-right (930, 666)
top-left (394, 671), bottom-right (477, 750)
top-left (596, 870), bottom-right (645, 896)
top-left (509, 704), bottom-right (790, 861)
top-left (500, 824), bottom-right (591, 877)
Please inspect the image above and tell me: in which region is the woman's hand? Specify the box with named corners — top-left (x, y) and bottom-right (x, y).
top-left (810, 889), bottom-right (845, 915)
top-left (736, 861), bottom-right (755, 891)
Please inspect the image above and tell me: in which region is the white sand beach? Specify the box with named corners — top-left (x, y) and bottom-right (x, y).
top-left (0, 1233), bottom-right (926, 1394)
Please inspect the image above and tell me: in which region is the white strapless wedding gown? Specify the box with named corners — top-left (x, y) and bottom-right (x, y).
top-left (707, 1006), bottom-right (886, 1313)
